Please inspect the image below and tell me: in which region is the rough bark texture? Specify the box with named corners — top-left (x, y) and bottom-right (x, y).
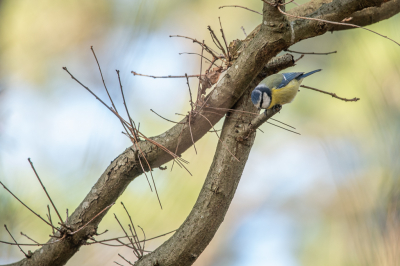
top-left (4, 0), bottom-right (399, 265)
top-left (134, 83), bottom-right (281, 266)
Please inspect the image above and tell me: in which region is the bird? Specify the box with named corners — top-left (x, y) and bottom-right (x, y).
top-left (251, 69), bottom-right (321, 110)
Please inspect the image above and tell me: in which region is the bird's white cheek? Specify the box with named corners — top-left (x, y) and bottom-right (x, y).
top-left (262, 93), bottom-right (271, 109)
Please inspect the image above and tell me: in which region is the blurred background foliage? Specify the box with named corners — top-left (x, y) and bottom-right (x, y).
top-left (0, 0), bottom-right (399, 265)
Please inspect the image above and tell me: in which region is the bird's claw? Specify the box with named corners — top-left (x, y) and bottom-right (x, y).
top-left (272, 104), bottom-right (282, 112)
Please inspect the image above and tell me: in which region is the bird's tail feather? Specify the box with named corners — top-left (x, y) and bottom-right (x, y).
top-left (298, 69), bottom-right (322, 79)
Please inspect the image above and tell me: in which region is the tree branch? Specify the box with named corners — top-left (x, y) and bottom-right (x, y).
top-left (133, 75), bottom-right (281, 266)
top-left (327, 0), bottom-right (400, 31)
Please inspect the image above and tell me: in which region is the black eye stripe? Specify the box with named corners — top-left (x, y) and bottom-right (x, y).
top-left (260, 93), bottom-right (264, 108)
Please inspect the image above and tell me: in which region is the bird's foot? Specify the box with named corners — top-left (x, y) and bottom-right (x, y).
top-left (272, 104), bottom-right (282, 112)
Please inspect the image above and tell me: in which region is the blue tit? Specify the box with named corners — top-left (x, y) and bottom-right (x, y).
top-left (251, 69), bottom-right (321, 110)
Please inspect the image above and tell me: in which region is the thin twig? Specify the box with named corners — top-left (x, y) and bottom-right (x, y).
top-left (218, 17), bottom-right (230, 61)
top-left (207, 26), bottom-right (227, 59)
top-left (4, 225), bottom-right (30, 258)
top-left (132, 71), bottom-right (202, 79)
top-left (114, 214), bottom-right (140, 258)
top-left (138, 225), bottom-right (146, 255)
top-left (188, 113), bottom-right (197, 155)
top-left (171, 125), bottom-right (185, 172)
top-left (294, 54), bottom-right (304, 63)
top-left (150, 109), bottom-right (185, 124)
top-left (197, 41), bottom-right (205, 103)
top-left (91, 46), bottom-right (119, 113)
top-left (205, 106), bottom-right (296, 129)
top-left (121, 202), bottom-right (143, 256)
top-left (66, 209), bottom-right (68, 224)
top-left (0, 181), bottom-right (61, 232)
top-left (114, 261), bottom-right (125, 266)
top-left (185, 74), bottom-right (194, 113)
top-left (274, 4), bottom-right (400, 46)
top-left (47, 205), bottom-right (55, 235)
top-left (20, 232), bottom-right (39, 245)
top-left (285, 49), bottom-right (337, 55)
top-left (169, 35), bottom-right (221, 58)
top-left (241, 26), bottom-right (248, 37)
top-left (117, 70), bottom-right (139, 139)
top-left (28, 158), bottom-right (64, 225)
top-left (197, 113), bottom-right (239, 162)
top-left (96, 229), bottom-right (109, 236)
top-left (219, 5), bottom-right (262, 15)
top-left (185, 74), bottom-right (197, 155)
top-left (179, 52), bottom-right (217, 68)
top-left (280, 0), bottom-right (295, 6)
top-left (118, 253), bottom-right (135, 266)
top-left (87, 229), bottom-right (177, 245)
top-left (0, 235), bottom-right (66, 246)
top-left (300, 85), bottom-right (360, 102)
top-left (266, 122), bottom-right (300, 135)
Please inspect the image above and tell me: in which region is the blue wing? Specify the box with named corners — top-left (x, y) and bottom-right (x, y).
top-left (276, 72), bottom-right (303, 89)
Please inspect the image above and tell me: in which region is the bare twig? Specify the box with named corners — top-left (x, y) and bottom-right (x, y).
top-left (170, 35), bottom-right (221, 59)
top-left (117, 70), bottom-right (139, 139)
top-left (132, 71), bottom-right (201, 79)
top-left (185, 74), bottom-right (195, 113)
top-left (300, 85), bottom-right (360, 102)
top-left (138, 225), bottom-right (146, 255)
top-left (218, 17), bottom-right (230, 61)
top-left (179, 52), bottom-right (217, 68)
top-left (91, 46), bottom-right (119, 113)
top-left (47, 205), bottom-right (55, 236)
top-left (273, 4), bottom-right (400, 46)
top-left (266, 121), bottom-right (300, 135)
top-left (0, 235), bottom-right (66, 247)
top-left (86, 229), bottom-right (177, 245)
top-left (185, 74), bottom-right (197, 155)
top-left (0, 181), bottom-right (61, 232)
top-left (219, 5), bottom-right (262, 15)
top-left (171, 125), bottom-right (185, 172)
top-left (20, 232), bottom-right (39, 245)
top-left (197, 41), bottom-right (205, 103)
top-left (121, 202), bottom-right (143, 256)
top-left (241, 26), bottom-right (248, 37)
top-left (118, 253), bottom-right (135, 266)
top-left (197, 112), bottom-right (239, 162)
top-left (4, 225), bottom-right (30, 258)
top-left (294, 54), bottom-right (304, 63)
top-left (114, 261), bottom-right (125, 266)
top-left (207, 26), bottom-right (227, 59)
top-left (28, 158), bottom-right (64, 225)
top-left (114, 214), bottom-right (140, 258)
top-left (205, 106), bottom-right (296, 129)
top-left (188, 113), bottom-right (197, 155)
top-left (150, 109), bottom-right (185, 124)
top-left (285, 49), bottom-right (337, 55)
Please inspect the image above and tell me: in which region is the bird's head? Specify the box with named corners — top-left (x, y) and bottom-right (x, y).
top-left (251, 89), bottom-right (262, 110)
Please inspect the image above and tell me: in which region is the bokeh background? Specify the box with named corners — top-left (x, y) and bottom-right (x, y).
top-left (0, 0), bottom-right (399, 265)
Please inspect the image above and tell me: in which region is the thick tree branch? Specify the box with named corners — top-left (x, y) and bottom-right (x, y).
top-left (5, 0), bottom-right (399, 265)
top-left (133, 79), bottom-right (281, 266)
top-left (327, 0), bottom-right (400, 31)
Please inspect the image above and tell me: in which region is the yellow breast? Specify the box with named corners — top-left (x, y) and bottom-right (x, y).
top-left (267, 80), bottom-right (300, 109)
